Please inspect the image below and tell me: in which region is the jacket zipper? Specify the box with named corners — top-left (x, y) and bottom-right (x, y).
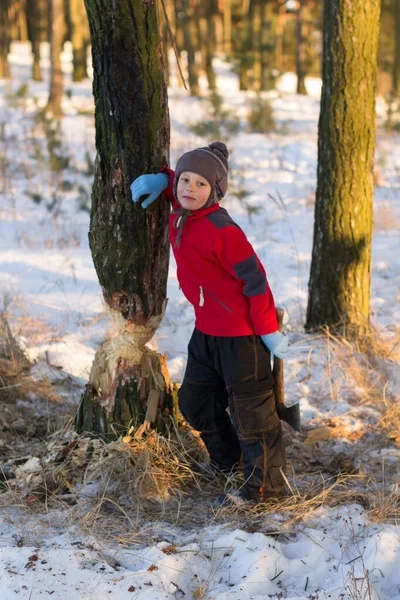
top-left (199, 286), bottom-right (233, 313)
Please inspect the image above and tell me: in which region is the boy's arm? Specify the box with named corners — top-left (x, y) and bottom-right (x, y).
top-left (159, 167), bottom-right (180, 209)
top-left (214, 226), bottom-right (279, 335)
top-left (130, 167), bottom-right (177, 208)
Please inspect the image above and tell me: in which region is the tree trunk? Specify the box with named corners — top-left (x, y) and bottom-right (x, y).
top-left (260, 1), bottom-right (276, 91)
top-left (394, 0), bottom-right (400, 96)
top-left (238, 1), bottom-right (251, 90)
top-left (251, 0), bottom-right (262, 91)
top-left (0, 0), bottom-right (11, 79)
top-left (69, 0), bottom-right (89, 81)
top-left (9, 0), bottom-right (28, 41)
top-left (181, 0), bottom-right (200, 96)
top-left (198, 0), bottom-right (216, 91)
top-left (306, 0), bottom-right (381, 337)
top-left (46, 0), bottom-right (65, 116)
top-left (75, 0), bottom-right (173, 440)
top-left (223, 0), bottom-right (232, 57)
top-left (26, 0), bottom-right (42, 80)
top-left (296, 0), bottom-right (307, 94)
top-left (275, 1), bottom-right (286, 72)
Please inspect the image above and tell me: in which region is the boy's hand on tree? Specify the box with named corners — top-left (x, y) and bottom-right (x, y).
top-left (260, 331), bottom-right (288, 359)
top-left (130, 173), bottom-right (169, 208)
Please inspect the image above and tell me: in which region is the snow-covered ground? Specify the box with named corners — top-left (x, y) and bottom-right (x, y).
top-left (0, 42), bottom-right (399, 599)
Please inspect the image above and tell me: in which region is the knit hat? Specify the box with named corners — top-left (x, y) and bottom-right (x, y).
top-left (171, 142), bottom-right (229, 248)
top-left (173, 141), bottom-right (229, 207)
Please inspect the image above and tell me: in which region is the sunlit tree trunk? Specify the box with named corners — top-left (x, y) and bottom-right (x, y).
top-left (174, 0), bottom-right (186, 88)
top-left (394, 0), bottom-right (400, 95)
top-left (223, 0), bottom-right (232, 56)
top-left (26, 0), bottom-right (42, 80)
top-left (260, 1), bottom-right (276, 91)
top-left (251, 0), bottom-right (262, 90)
top-left (10, 0), bottom-right (28, 40)
top-left (306, 0), bottom-right (381, 337)
top-left (75, 0), bottom-right (173, 439)
top-left (275, 1), bottom-right (286, 72)
top-left (46, 0), bottom-right (65, 116)
top-left (69, 0), bottom-right (89, 81)
top-left (0, 0), bottom-right (11, 79)
top-left (296, 0), bottom-right (307, 94)
top-left (198, 0), bottom-right (216, 90)
top-left (181, 0), bottom-right (200, 95)
top-left (239, 0), bottom-right (251, 90)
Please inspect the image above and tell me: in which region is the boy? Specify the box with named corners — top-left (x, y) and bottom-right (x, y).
top-left (131, 142), bottom-right (288, 504)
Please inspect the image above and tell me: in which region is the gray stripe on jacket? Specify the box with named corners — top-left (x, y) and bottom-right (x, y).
top-left (233, 255), bottom-right (267, 296)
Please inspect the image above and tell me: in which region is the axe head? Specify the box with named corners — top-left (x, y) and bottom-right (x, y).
top-left (272, 307), bottom-right (301, 432)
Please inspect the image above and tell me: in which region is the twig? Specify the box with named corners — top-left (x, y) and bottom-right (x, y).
top-left (159, 0), bottom-right (188, 90)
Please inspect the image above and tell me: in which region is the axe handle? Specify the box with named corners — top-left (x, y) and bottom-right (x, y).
top-left (273, 307), bottom-right (285, 406)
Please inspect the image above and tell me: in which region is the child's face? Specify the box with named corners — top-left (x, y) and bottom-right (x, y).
top-left (176, 171), bottom-right (212, 210)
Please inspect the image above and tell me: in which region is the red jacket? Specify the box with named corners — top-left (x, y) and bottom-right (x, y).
top-left (161, 167), bottom-right (278, 337)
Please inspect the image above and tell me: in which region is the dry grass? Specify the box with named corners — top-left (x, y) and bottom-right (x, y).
top-left (0, 311), bottom-right (399, 545)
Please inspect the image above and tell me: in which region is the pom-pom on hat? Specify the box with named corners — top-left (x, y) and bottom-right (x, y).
top-left (173, 141), bottom-right (229, 207)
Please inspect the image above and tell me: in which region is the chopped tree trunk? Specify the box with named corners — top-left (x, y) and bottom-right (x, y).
top-left (75, 0), bottom-right (174, 440)
top-left (306, 0), bottom-right (381, 337)
top-left (46, 0), bottom-right (65, 117)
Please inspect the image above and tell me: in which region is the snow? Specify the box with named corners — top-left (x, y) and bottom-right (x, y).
top-left (0, 42), bottom-right (399, 599)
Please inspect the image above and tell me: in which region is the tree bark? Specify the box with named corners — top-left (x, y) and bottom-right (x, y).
top-left (69, 0), bottom-right (89, 81)
top-left (46, 0), bottom-right (65, 116)
top-left (394, 0), bottom-right (400, 95)
top-left (306, 0), bottom-right (381, 337)
top-left (26, 0), bottom-right (42, 80)
top-left (75, 0), bottom-right (173, 439)
top-left (0, 0), bottom-right (11, 79)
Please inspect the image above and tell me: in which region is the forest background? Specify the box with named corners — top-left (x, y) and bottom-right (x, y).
top-left (0, 1), bottom-right (400, 599)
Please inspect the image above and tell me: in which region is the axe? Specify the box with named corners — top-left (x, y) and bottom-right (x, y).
top-left (273, 307), bottom-right (301, 432)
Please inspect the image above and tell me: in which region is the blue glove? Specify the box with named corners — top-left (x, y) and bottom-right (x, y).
top-left (130, 173), bottom-right (169, 208)
top-left (260, 331), bottom-right (288, 359)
